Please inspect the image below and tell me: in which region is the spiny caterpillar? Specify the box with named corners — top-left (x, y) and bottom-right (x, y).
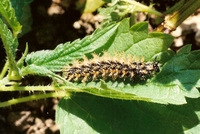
top-left (63, 53), bottom-right (159, 83)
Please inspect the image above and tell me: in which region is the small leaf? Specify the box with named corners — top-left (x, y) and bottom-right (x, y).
top-left (0, 19), bottom-right (18, 56)
top-left (177, 44), bottom-right (192, 55)
top-left (0, 0), bottom-right (22, 36)
top-left (0, 18), bottom-right (21, 80)
top-left (98, 3), bottom-right (119, 22)
top-left (21, 64), bottom-right (67, 83)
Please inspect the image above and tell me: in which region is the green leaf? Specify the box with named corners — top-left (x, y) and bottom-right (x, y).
top-left (0, 18), bottom-right (18, 54)
top-left (25, 22), bottom-right (119, 72)
top-left (21, 64), bottom-right (55, 77)
top-left (98, 3), bottom-right (119, 22)
top-left (21, 64), bottom-right (67, 82)
top-left (59, 80), bottom-right (168, 104)
top-left (10, 0), bottom-right (33, 36)
top-left (125, 32), bottom-right (173, 61)
top-left (0, 18), bottom-right (21, 80)
top-left (99, 0), bottom-right (163, 25)
top-left (177, 44), bottom-right (192, 55)
top-left (62, 45), bottom-right (199, 105)
top-left (56, 94), bottom-right (200, 134)
top-left (24, 19), bottom-right (199, 105)
top-left (155, 45), bottom-right (200, 99)
top-left (130, 22), bottom-right (148, 43)
top-left (25, 19), bottom-right (194, 105)
top-left (10, 0), bottom-right (33, 20)
top-left (62, 76), bottom-right (185, 105)
top-left (26, 19), bottom-right (167, 74)
top-left (0, 0), bottom-right (22, 36)
top-left (106, 19), bottom-right (174, 61)
top-left (158, 50), bottom-right (175, 64)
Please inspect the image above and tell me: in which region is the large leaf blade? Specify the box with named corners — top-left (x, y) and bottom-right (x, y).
top-left (56, 94), bottom-right (200, 134)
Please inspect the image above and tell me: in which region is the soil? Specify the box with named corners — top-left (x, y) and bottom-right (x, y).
top-left (0, 0), bottom-right (199, 134)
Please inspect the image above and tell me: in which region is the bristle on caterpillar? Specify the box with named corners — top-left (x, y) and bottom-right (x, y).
top-left (62, 53), bottom-right (159, 83)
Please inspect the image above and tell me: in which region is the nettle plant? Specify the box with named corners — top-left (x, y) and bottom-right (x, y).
top-left (0, 0), bottom-right (200, 133)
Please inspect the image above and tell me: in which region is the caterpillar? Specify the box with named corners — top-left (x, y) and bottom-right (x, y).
top-left (63, 53), bottom-right (159, 83)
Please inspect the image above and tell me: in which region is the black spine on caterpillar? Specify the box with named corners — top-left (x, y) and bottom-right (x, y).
top-left (63, 54), bottom-right (159, 83)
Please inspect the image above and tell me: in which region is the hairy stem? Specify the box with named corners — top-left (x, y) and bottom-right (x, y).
top-left (0, 60), bottom-right (9, 79)
top-left (0, 91), bottom-right (70, 107)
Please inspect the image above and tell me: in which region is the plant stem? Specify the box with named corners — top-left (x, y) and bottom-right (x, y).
top-left (0, 85), bottom-right (81, 92)
top-left (154, 0), bottom-right (186, 25)
top-left (156, 0), bottom-right (200, 32)
top-left (0, 85), bottom-right (85, 107)
top-left (0, 91), bottom-right (70, 107)
top-left (0, 60), bottom-right (9, 79)
top-left (123, 0), bottom-right (163, 17)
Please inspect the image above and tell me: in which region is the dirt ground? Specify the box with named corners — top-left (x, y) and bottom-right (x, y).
top-left (0, 0), bottom-right (200, 134)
